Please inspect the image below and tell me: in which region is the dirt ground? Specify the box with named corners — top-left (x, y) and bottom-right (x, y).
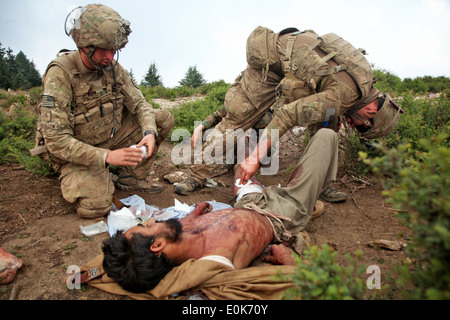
top-left (0, 123), bottom-right (411, 300)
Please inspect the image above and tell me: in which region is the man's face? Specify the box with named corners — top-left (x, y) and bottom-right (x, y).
top-left (92, 48), bottom-right (116, 67)
top-left (81, 47), bottom-right (116, 69)
top-left (346, 99), bottom-right (378, 129)
top-left (124, 218), bottom-right (182, 242)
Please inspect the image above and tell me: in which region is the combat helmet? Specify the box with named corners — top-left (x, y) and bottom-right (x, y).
top-left (353, 93), bottom-right (404, 139)
top-left (65, 4), bottom-right (131, 51)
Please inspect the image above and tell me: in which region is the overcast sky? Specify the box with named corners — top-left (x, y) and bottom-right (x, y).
top-left (1, 0), bottom-right (449, 87)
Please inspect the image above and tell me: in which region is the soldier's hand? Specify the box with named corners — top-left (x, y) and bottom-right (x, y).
top-left (137, 133), bottom-right (156, 158)
top-left (106, 148), bottom-right (144, 166)
top-left (239, 155), bottom-right (260, 184)
top-left (191, 124), bottom-right (205, 148)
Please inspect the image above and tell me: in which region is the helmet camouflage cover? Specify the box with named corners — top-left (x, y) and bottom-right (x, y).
top-left (68, 4), bottom-right (131, 50)
top-left (358, 93), bottom-right (403, 139)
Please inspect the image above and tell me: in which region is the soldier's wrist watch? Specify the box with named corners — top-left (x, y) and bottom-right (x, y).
top-left (144, 130), bottom-right (158, 139)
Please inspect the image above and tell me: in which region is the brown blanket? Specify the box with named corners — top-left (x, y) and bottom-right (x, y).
top-left (78, 254), bottom-right (295, 300)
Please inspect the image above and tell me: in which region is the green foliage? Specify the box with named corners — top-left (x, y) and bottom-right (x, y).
top-left (140, 80), bottom-right (230, 136)
top-left (141, 62), bottom-right (163, 87)
top-left (341, 93), bottom-right (449, 176)
top-left (170, 84), bottom-right (229, 135)
top-left (0, 91), bottom-right (27, 109)
top-left (382, 94), bottom-right (449, 150)
top-left (373, 68), bottom-right (405, 94)
top-left (373, 68), bottom-right (450, 95)
top-left (140, 85), bottom-right (197, 100)
top-left (0, 43), bottom-right (42, 90)
top-left (362, 132), bottom-right (450, 299)
top-left (0, 101), bottom-right (54, 176)
top-left (28, 86), bottom-right (42, 106)
top-left (278, 244), bottom-right (367, 300)
top-left (339, 131), bottom-right (376, 175)
top-left (179, 65), bottom-right (206, 88)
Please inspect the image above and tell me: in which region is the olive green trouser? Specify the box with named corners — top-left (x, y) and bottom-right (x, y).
top-left (235, 128), bottom-right (339, 252)
top-left (58, 109), bottom-right (173, 219)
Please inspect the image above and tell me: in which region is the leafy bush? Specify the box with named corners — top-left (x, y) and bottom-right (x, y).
top-left (278, 244), bottom-right (367, 300)
top-left (170, 84), bottom-right (229, 135)
top-left (0, 104), bottom-right (54, 176)
top-left (361, 131), bottom-right (450, 299)
top-left (373, 68), bottom-right (450, 95)
top-left (0, 91), bottom-right (27, 109)
top-left (373, 68), bottom-right (405, 95)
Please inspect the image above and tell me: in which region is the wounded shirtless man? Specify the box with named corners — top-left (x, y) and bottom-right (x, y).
top-left (102, 128), bottom-right (340, 293)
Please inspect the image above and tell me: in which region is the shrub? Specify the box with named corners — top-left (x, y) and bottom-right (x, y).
top-left (169, 82), bottom-right (230, 135)
top-left (278, 244), bottom-right (367, 300)
top-left (0, 103), bottom-right (54, 176)
top-left (361, 131), bottom-right (450, 299)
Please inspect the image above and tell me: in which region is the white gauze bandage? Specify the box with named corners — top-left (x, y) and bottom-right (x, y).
top-left (235, 178), bottom-right (263, 202)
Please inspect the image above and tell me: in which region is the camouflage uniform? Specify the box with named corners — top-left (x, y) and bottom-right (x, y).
top-left (186, 27), bottom-right (382, 186)
top-left (30, 4), bottom-right (175, 218)
top-left (34, 50), bottom-right (173, 219)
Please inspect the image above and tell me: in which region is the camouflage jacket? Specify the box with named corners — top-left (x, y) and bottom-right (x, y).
top-left (201, 28), bottom-right (380, 139)
top-left (36, 50), bottom-right (157, 169)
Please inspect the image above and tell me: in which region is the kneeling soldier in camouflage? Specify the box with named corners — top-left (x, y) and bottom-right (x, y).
top-left (31, 4), bottom-right (173, 219)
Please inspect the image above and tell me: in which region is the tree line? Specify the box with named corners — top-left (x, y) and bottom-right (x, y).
top-left (373, 68), bottom-right (450, 95)
top-left (0, 43), bottom-right (42, 91)
top-left (1, 42), bottom-right (449, 93)
top-left (0, 43), bottom-right (206, 91)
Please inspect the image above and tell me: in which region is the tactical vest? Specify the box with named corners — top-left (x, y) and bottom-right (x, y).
top-left (34, 51), bottom-right (125, 154)
top-left (246, 27), bottom-right (375, 110)
top-left (280, 29), bottom-right (375, 108)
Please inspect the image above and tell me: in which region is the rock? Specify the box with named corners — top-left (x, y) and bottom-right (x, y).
top-left (366, 239), bottom-right (405, 251)
top-left (0, 247), bottom-right (23, 285)
top-left (8, 103), bottom-right (18, 117)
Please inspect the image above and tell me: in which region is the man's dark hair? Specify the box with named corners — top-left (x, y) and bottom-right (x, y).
top-left (101, 231), bottom-right (173, 293)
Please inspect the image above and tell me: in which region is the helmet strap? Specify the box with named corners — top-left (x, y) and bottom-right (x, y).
top-left (79, 46), bottom-right (109, 70)
top-left (351, 112), bottom-right (372, 128)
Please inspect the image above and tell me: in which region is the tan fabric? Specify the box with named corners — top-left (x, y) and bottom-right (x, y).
top-left (82, 254), bottom-right (295, 300)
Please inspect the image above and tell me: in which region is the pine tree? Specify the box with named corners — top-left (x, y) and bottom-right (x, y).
top-left (179, 65), bottom-right (206, 88)
top-left (0, 43), bottom-right (8, 89)
top-left (0, 44), bottom-right (42, 90)
top-left (142, 62), bottom-right (163, 87)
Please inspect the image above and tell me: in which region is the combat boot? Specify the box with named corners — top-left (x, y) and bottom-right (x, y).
top-left (116, 175), bottom-right (162, 193)
top-left (319, 185), bottom-right (348, 203)
top-left (175, 177), bottom-right (201, 195)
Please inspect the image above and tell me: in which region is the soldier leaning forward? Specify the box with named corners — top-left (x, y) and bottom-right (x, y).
top-left (31, 4), bottom-right (174, 219)
top-left (176, 26), bottom-right (402, 198)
